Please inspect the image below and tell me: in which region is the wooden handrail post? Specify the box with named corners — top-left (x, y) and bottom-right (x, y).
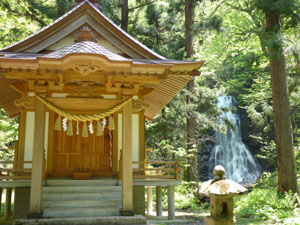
top-left (175, 162), bottom-right (179, 179)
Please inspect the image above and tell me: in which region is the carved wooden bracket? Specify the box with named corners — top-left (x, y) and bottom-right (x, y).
top-left (132, 99), bottom-right (149, 112)
top-left (14, 96), bottom-right (36, 110)
top-left (73, 63), bottom-right (101, 76)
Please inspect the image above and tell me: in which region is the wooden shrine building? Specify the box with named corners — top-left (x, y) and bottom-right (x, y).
top-left (0, 0), bottom-right (203, 220)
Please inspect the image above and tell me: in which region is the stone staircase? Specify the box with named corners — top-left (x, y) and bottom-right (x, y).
top-left (42, 179), bottom-right (122, 218)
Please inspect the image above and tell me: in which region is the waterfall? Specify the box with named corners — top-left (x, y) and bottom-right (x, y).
top-left (210, 95), bottom-right (261, 184)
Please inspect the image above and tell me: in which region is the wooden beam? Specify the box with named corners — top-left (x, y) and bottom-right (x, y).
top-left (122, 100), bottom-right (133, 213)
top-left (112, 113), bottom-right (118, 173)
top-left (0, 176), bottom-right (31, 180)
top-left (47, 97), bottom-right (123, 112)
top-left (29, 99), bottom-right (45, 215)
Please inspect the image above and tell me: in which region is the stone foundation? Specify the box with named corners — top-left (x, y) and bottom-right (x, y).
top-left (204, 216), bottom-right (235, 225)
top-left (14, 187), bottom-right (30, 219)
top-left (133, 186), bottom-right (145, 216)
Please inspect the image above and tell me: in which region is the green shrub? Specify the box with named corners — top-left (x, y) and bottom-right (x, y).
top-left (235, 173), bottom-right (300, 221)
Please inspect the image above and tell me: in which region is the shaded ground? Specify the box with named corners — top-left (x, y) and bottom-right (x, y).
top-left (146, 210), bottom-right (206, 225)
top-left (147, 210), bottom-right (300, 225)
top-left (0, 211), bottom-right (299, 225)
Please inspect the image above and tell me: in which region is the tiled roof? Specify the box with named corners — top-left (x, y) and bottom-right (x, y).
top-left (43, 41), bottom-right (130, 61)
top-left (0, 52), bottom-right (45, 59)
top-left (132, 58), bottom-right (196, 65)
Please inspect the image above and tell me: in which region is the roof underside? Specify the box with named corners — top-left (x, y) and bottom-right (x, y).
top-left (0, 75), bottom-right (21, 118)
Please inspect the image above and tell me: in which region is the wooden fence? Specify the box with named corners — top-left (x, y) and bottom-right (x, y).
top-left (0, 161), bottom-right (32, 180)
top-left (132, 161), bottom-right (182, 179)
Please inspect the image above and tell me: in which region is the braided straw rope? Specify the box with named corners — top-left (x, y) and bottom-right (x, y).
top-left (36, 95), bottom-right (132, 122)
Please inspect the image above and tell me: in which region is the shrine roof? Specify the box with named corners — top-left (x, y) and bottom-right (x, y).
top-left (0, 42), bottom-right (199, 66)
top-left (0, 0), bottom-right (205, 119)
top-left (0, 0), bottom-right (165, 60)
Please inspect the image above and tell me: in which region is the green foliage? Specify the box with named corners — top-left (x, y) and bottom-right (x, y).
top-left (0, 109), bottom-right (18, 160)
top-left (255, 0), bottom-right (296, 16)
top-left (235, 172), bottom-right (300, 222)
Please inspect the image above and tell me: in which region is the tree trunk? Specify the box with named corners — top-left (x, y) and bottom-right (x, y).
top-left (121, 0), bottom-right (128, 31)
top-left (185, 0), bottom-right (193, 58)
top-left (185, 0), bottom-right (197, 181)
top-left (265, 11), bottom-right (299, 194)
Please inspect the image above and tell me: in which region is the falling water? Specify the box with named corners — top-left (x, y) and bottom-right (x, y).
top-left (210, 95), bottom-right (261, 184)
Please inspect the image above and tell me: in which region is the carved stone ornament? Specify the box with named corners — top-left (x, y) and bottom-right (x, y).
top-left (73, 63), bottom-right (101, 76)
top-left (132, 99), bottom-right (150, 112)
top-left (14, 96), bottom-right (36, 110)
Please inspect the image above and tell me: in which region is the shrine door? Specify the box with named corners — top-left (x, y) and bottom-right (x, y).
top-left (52, 117), bottom-right (112, 177)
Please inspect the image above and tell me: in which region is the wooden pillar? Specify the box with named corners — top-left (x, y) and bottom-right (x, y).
top-left (168, 185), bottom-right (175, 220)
top-left (121, 101), bottom-right (133, 214)
top-left (113, 113), bottom-right (118, 173)
top-left (17, 108), bottom-right (27, 168)
top-left (156, 186), bottom-right (162, 216)
top-left (47, 111), bottom-right (54, 174)
top-left (29, 99), bottom-right (45, 216)
top-left (139, 111), bottom-right (145, 167)
top-left (0, 188), bottom-right (2, 216)
top-left (147, 187), bottom-right (153, 215)
top-left (5, 188), bottom-right (12, 220)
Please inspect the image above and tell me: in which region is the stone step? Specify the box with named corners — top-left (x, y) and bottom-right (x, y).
top-left (42, 199), bottom-right (121, 209)
top-left (42, 192), bottom-right (122, 201)
top-left (15, 216), bottom-right (147, 225)
top-left (43, 207), bottom-right (121, 218)
top-left (43, 185), bottom-right (121, 193)
top-left (45, 179), bottom-right (119, 187)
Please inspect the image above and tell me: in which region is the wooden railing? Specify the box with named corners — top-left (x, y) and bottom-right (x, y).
top-left (132, 161), bottom-right (182, 179)
top-left (0, 161), bottom-right (32, 180)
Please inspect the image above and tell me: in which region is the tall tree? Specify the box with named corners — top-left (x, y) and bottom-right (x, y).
top-left (121, 0), bottom-right (128, 31)
top-left (185, 0), bottom-right (197, 181)
top-left (257, 0), bottom-right (299, 194)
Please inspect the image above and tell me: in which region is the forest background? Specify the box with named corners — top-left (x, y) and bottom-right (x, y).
top-left (1, 0), bottom-right (300, 224)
